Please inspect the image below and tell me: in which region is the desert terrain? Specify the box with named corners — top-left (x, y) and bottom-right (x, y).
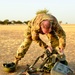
top-left (0, 24), bottom-right (75, 75)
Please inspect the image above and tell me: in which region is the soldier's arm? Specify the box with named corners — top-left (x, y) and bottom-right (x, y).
top-left (31, 30), bottom-right (48, 49)
top-left (56, 24), bottom-right (66, 49)
top-left (35, 37), bottom-right (48, 50)
top-left (52, 16), bottom-right (66, 49)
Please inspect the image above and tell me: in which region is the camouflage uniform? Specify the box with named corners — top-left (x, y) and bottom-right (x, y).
top-left (15, 11), bottom-right (66, 63)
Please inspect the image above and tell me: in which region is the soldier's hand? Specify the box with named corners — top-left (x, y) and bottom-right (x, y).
top-left (58, 47), bottom-right (64, 55)
top-left (47, 46), bottom-right (53, 53)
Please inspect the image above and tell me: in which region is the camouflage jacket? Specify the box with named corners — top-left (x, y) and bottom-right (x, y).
top-left (16, 12), bottom-right (66, 59)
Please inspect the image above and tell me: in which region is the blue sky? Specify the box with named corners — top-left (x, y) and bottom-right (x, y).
top-left (0, 0), bottom-right (75, 24)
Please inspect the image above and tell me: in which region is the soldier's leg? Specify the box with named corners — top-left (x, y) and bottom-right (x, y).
top-left (14, 38), bottom-right (32, 67)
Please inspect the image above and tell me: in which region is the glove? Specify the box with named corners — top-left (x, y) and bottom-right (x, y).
top-left (47, 46), bottom-right (53, 53)
top-left (55, 46), bottom-right (64, 55)
top-left (58, 47), bottom-right (64, 55)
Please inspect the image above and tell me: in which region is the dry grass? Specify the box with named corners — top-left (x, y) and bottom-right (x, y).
top-left (0, 24), bottom-right (75, 75)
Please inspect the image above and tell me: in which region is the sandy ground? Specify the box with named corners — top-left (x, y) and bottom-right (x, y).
top-left (0, 24), bottom-right (75, 75)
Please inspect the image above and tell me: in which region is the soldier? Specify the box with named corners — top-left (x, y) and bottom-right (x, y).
top-left (14, 10), bottom-right (67, 68)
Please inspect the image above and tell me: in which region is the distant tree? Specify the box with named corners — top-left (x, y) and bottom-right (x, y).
top-left (65, 22), bottom-right (68, 24)
top-left (11, 20), bottom-right (23, 24)
top-left (11, 20), bottom-right (16, 24)
top-left (24, 20), bottom-right (30, 24)
top-left (0, 20), bottom-right (4, 24)
top-left (8, 21), bottom-right (12, 24)
top-left (59, 21), bottom-right (62, 24)
top-left (3, 19), bottom-right (9, 25)
top-left (15, 20), bottom-right (23, 24)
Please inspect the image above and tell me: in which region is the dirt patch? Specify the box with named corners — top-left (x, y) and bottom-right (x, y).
top-left (0, 24), bottom-right (75, 75)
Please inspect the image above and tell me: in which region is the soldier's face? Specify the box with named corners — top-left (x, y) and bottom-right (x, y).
top-left (40, 20), bottom-right (52, 34)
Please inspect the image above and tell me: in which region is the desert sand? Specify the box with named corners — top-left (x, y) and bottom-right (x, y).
top-left (0, 24), bottom-right (75, 75)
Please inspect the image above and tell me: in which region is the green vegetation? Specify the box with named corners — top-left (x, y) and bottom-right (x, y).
top-left (36, 9), bottom-right (49, 15)
top-left (0, 19), bottom-right (30, 25)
